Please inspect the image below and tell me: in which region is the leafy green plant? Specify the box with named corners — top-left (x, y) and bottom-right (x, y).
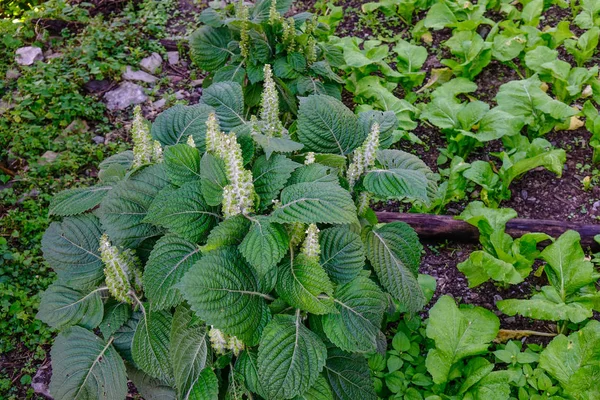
top-left (441, 30), bottom-right (492, 80)
top-left (456, 202), bottom-right (551, 287)
top-left (36, 71), bottom-right (437, 399)
top-left (497, 230), bottom-right (600, 326)
top-left (423, 0), bottom-right (493, 31)
top-left (583, 100), bottom-right (600, 164)
top-left (189, 0), bottom-right (343, 113)
top-left (564, 27), bottom-right (600, 67)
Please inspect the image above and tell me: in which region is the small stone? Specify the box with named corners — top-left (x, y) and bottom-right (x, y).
top-left (32, 363), bottom-right (52, 399)
top-left (190, 79), bottom-right (203, 87)
top-left (40, 151), bottom-right (58, 165)
top-left (5, 69), bottom-right (20, 80)
top-left (140, 52), bottom-right (162, 74)
top-left (528, 197), bottom-right (537, 202)
top-left (493, 294), bottom-right (503, 303)
top-left (92, 136), bottom-right (105, 144)
top-left (174, 90), bottom-right (186, 100)
top-left (152, 98), bottom-right (167, 110)
top-left (168, 75), bottom-right (183, 84)
top-left (104, 82), bottom-right (148, 110)
top-left (122, 66), bottom-right (158, 84)
top-left (64, 119), bottom-right (89, 134)
top-left (592, 201), bottom-right (600, 211)
top-left (84, 80), bottom-right (112, 93)
top-left (46, 52), bottom-right (63, 60)
top-left (521, 189), bottom-right (528, 200)
top-left (0, 100), bottom-right (13, 115)
top-left (167, 51), bottom-right (179, 65)
top-left (15, 46), bottom-right (43, 65)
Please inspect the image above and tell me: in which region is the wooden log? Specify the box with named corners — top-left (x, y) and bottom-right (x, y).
top-left (376, 212), bottom-right (600, 249)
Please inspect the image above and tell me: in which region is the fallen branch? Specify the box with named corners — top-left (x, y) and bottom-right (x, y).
top-left (376, 212), bottom-right (600, 249)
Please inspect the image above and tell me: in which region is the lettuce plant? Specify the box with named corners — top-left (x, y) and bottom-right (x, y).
top-left (36, 68), bottom-right (437, 399)
top-left (583, 100), bottom-right (600, 163)
top-left (456, 202), bottom-right (550, 287)
top-left (189, 0), bottom-right (343, 113)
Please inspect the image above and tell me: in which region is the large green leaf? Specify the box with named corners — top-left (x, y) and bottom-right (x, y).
top-left (49, 186), bottom-right (112, 216)
top-left (113, 312), bottom-right (140, 364)
top-left (201, 82), bottom-right (245, 131)
top-left (236, 350), bottom-right (267, 397)
top-left (293, 375), bottom-right (333, 400)
top-left (363, 149), bottom-right (435, 205)
top-left (180, 248), bottom-right (271, 346)
top-left (200, 152), bottom-right (228, 207)
top-left (151, 104), bottom-right (214, 153)
top-left (539, 320), bottom-right (600, 399)
top-left (322, 274), bottom-right (386, 353)
top-left (37, 283), bottom-right (104, 330)
top-left (189, 26), bottom-right (232, 71)
top-left (133, 309), bottom-right (174, 382)
top-left (319, 227), bottom-right (365, 284)
top-left (257, 314), bottom-right (327, 399)
top-left (42, 214), bottom-right (104, 289)
top-left (457, 251), bottom-right (523, 288)
top-left (202, 215), bottom-right (251, 252)
top-left (170, 306), bottom-right (209, 399)
top-left (324, 346), bottom-right (376, 400)
top-left (276, 255), bottom-right (336, 315)
top-left (143, 234), bottom-right (202, 310)
top-left (252, 154), bottom-right (301, 210)
top-left (164, 144), bottom-right (202, 186)
top-left (239, 216), bottom-right (289, 277)
top-left (126, 365), bottom-right (176, 400)
top-left (297, 95), bottom-right (363, 155)
top-left (99, 164), bottom-right (170, 248)
top-left (186, 368), bottom-right (219, 400)
top-left (145, 181), bottom-right (219, 243)
top-left (365, 222), bottom-right (425, 313)
top-left (425, 296), bottom-right (499, 384)
top-left (49, 326), bottom-right (127, 400)
top-left (272, 182), bottom-right (357, 225)
top-left (252, 0), bottom-right (294, 21)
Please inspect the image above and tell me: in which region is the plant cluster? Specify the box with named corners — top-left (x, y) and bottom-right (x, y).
top-left (188, 0), bottom-right (344, 114)
top-left (37, 66), bottom-right (441, 399)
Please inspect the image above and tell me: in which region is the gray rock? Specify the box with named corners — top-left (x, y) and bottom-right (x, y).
top-left (140, 52), bottom-right (162, 74)
top-left (167, 51), bottom-right (180, 66)
top-left (104, 82), bottom-right (148, 110)
top-left (168, 75), bottom-right (183, 84)
top-left (32, 362), bottom-right (52, 399)
top-left (15, 46), bottom-right (43, 65)
top-left (592, 200), bottom-right (600, 211)
top-left (40, 151), bottom-right (58, 165)
top-left (190, 79), bottom-right (204, 87)
top-left (153, 98), bottom-right (167, 110)
top-left (92, 135), bottom-right (105, 144)
top-left (174, 90), bottom-right (186, 100)
top-left (122, 66), bottom-right (158, 84)
top-left (5, 69), bottom-right (20, 80)
top-left (0, 100), bottom-right (13, 115)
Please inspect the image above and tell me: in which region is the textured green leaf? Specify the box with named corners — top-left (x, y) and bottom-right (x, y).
top-left (425, 296), bottom-right (499, 384)
top-left (145, 181), bottom-right (219, 243)
top-left (170, 306), bottom-right (209, 399)
top-left (458, 251), bottom-right (523, 288)
top-left (276, 255), bottom-right (335, 314)
top-left (214, 64), bottom-right (246, 84)
top-left (181, 248), bottom-right (271, 346)
top-left (288, 164), bottom-right (339, 185)
top-left (143, 234), bottom-right (202, 310)
top-left (49, 186), bottom-right (112, 216)
top-left (539, 320), bottom-right (600, 399)
top-left (49, 326), bottom-right (127, 400)
top-left (319, 227), bottom-right (365, 284)
top-left (497, 289), bottom-right (593, 323)
top-left (187, 368), bottom-right (219, 400)
top-left (253, 154), bottom-right (301, 210)
top-left (297, 95), bottom-right (363, 155)
top-left (189, 26), bottom-right (232, 71)
top-left (323, 274), bottom-right (386, 353)
top-left (98, 150), bottom-right (133, 171)
top-left (272, 182), bottom-right (357, 225)
top-left (126, 365), bottom-right (176, 400)
top-left (99, 164), bottom-right (170, 248)
top-left (364, 149), bottom-right (435, 204)
top-left (133, 309), bottom-right (174, 381)
top-left (37, 283), bottom-right (104, 330)
top-left (252, 133), bottom-right (305, 159)
top-left (236, 350), bottom-right (267, 398)
top-left (466, 371), bottom-right (512, 400)
top-left (113, 312), bottom-right (140, 364)
top-left (365, 222), bottom-right (425, 313)
top-left (293, 375), bottom-right (333, 400)
top-left (240, 217), bottom-right (289, 277)
top-left (324, 346), bottom-right (376, 400)
top-left (200, 152), bottom-right (228, 207)
top-left (99, 301), bottom-right (132, 339)
top-left (42, 214), bottom-right (104, 289)
top-left (151, 104), bottom-right (214, 153)
top-left (252, 0), bottom-right (293, 21)
top-left (258, 314), bottom-right (327, 399)
top-left (202, 215), bottom-right (251, 252)
top-left (164, 144), bottom-right (202, 186)
top-left (201, 81), bottom-right (245, 131)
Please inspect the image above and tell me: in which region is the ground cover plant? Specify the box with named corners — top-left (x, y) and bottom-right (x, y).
top-left (2, 0), bottom-right (600, 398)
